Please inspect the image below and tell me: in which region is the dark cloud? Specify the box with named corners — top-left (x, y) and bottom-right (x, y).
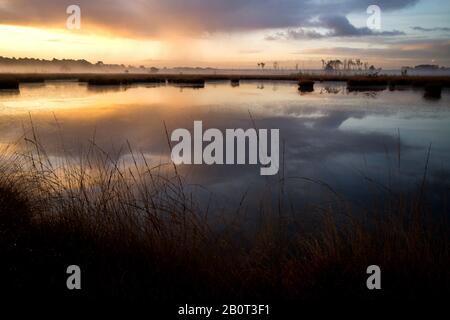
top-left (0, 0), bottom-right (419, 36)
top-left (265, 15), bottom-right (405, 40)
top-left (411, 26), bottom-right (450, 32)
top-left (319, 15), bottom-right (405, 37)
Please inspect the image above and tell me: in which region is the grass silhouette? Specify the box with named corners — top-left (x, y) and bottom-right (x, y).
top-left (0, 128), bottom-right (448, 303)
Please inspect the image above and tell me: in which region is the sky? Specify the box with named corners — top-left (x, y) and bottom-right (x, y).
top-left (0, 0), bottom-right (449, 69)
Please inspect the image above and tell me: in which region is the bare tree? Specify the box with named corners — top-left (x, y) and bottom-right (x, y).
top-left (348, 59), bottom-right (355, 70)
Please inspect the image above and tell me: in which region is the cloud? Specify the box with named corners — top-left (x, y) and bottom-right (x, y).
top-left (411, 26), bottom-right (450, 32)
top-left (301, 40), bottom-right (450, 65)
top-left (319, 15), bottom-right (405, 37)
top-left (0, 0), bottom-right (419, 37)
top-left (265, 15), bottom-right (405, 40)
top-left (265, 29), bottom-right (325, 40)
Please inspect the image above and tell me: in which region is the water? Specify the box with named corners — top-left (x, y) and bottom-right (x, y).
top-left (0, 81), bottom-right (449, 209)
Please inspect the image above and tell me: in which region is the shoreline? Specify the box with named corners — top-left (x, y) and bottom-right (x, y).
top-left (0, 72), bottom-right (449, 86)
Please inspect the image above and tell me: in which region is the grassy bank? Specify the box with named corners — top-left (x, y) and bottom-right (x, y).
top-left (0, 77), bottom-right (19, 90)
top-left (0, 72), bottom-right (450, 90)
top-left (0, 137), bottom-right (448, 304)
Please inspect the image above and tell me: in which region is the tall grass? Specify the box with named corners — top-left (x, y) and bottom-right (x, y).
top-left (0, 131), bottom-right (448, 303)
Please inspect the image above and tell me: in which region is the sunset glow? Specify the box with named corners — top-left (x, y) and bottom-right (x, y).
top-left (0, 0), bottom-right (449, 68)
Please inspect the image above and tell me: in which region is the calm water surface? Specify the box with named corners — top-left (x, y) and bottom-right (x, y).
top-left (0, 81), bottom-right (449, 209)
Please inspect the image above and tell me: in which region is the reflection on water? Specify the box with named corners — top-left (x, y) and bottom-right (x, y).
top-left (0, 81), bottom-right (449, 208)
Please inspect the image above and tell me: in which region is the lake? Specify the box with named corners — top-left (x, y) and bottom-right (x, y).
top-left (0, 80), bottom-right (449, 211)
